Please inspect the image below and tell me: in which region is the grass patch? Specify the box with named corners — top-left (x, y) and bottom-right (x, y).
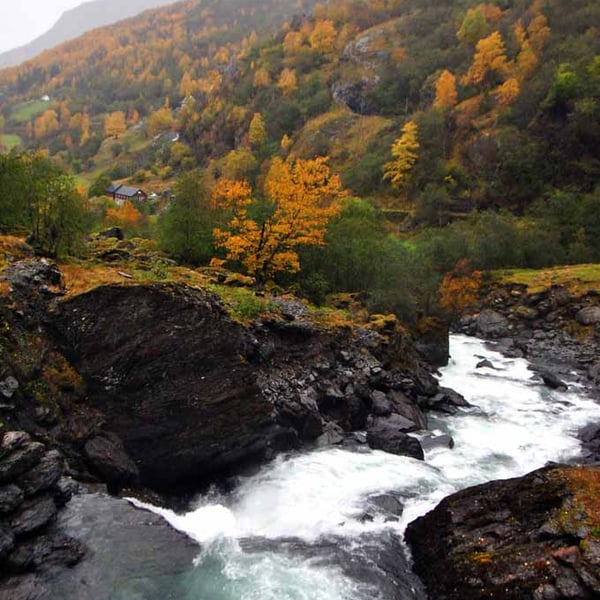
top-left (0, 134), bottom-right (22, 150)
top-left (10, 100), bottom-right (50, 123)
top-left (209, 284), bottom-right (278, 323)
top-left (494, 264), bottom-right (600, 295)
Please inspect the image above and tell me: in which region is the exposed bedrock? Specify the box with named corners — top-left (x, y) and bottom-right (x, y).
top-left (52, 283), bottom-right (451, 491)
top-left (405, 465), bottom-right (600, 600)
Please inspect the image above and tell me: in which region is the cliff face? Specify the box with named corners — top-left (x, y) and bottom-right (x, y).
top-left (52, 281), bottom-right (449, 490)
top-left (405, 465), bottom-right (600, 600)
top-left (0, 256), bottom-right (455, 492)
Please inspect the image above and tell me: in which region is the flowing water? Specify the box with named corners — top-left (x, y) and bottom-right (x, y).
top-left (56, 335), bottom-right (600, 599)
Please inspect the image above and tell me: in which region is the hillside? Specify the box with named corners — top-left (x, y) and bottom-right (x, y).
top-left (0, 0), bottom-right (182, 70)
top-left (0, 0), bottom-right (597, 215)
top-left (0, 0), bottom-right (599, 311)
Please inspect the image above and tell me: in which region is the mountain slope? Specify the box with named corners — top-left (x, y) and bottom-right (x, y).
top-left (0, 0), bottom-right (181, 69)
top-left (0, 0), bottom-right (598, 224)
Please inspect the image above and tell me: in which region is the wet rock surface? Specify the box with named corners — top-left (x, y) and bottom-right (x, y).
top-left (0, 432), bottom-right (83, 599)
top-left (405, 465), bottom-right (600, 600)
top-left (53, 283), bottom-right (450, 491)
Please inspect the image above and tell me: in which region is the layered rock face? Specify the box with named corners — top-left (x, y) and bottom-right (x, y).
top-left (0, 431), bottom-right (84, 595)
top-left (405, 465), bottom-right (600, 600)
top-left (52, 283), bottom-right (460, 490)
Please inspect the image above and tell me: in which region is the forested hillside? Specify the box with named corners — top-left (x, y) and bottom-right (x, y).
top-left (1, 0), bottom-right (598, 208)
top-left (0, 0), bottom-right (599, 321)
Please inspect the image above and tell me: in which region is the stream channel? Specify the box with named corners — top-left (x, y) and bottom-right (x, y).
top-left (48, 334), bottom-right (600, 599)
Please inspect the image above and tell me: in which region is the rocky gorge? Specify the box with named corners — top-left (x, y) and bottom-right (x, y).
top-left (1, 249), bottom-right (600, 599)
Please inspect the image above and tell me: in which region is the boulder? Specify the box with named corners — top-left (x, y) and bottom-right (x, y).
top-left (367, 420), bottom-right (424, 460)
top-left (370, 390), bottom-right (392, 416)
top-left (84, 433), bottom-right (140, 488)
top-left (538, 370), bottom-right (568, 391)
top-left (3, 259), bottom-right (62, 293)
top-left (9, 495), bottom-right (57, 537)
top-left (576, 305), bottom-right (600, 326)
top-left (97, 227), bottom-right (124, 241)
top-left (476, 359), bottom-right (495, 369)
top-left (16, 451), bottom-right (63, 496)
top-left (421, 387), bottom-right (470, 414)
top-left (420, 434), bottom-right (455, 451)
top-left (413, 317), bottom-right (449, 368)
top-left (367, 493), bottom-right (404, 518)
top-left (54, 285), bottom-right (300, 489)
top-left (405, 465), bottom-right (600, 600)
top-left (315, 422), bottom-right (344, 447)
top-left (0, 442), bottom-right (45, 483)
top-left (387, 390), bottom-right (428, 429)
top-left (476, 310), bottom-right (509, 338)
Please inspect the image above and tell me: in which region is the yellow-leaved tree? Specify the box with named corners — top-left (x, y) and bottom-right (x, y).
top-left (383, 120), bottom-right (420, 190)
top-left (248, 112), bottom-right (267, 148)
top-left (434, 70), bottom-right (458, 109)
top-left (213, 157), bottom-right (344, 282)
top-left (463, 31), bottom-right (509, 87)
top-left (103, 111), bottom-right (126, 139)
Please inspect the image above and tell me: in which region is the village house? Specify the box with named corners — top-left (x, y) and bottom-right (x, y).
top-left (105, 183), bottom-right (148, 206)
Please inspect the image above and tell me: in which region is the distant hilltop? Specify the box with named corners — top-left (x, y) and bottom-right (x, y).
top-left (0, 0), bottom-right (180, 69)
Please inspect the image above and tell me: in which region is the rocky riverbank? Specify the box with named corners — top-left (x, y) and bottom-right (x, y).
top-left (406, 464), bottom-right (600, 600)
top-left (0, 252), bottom-right (462, 594)
top-left (455, 282), bottom-right (600, 462)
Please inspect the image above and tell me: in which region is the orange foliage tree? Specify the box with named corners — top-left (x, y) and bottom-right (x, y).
top-left (434, 70), bottom-right (458, 109)
top-left (213, 157), bottom-right (345, 282)
top-left (463, 31), bottom-right (509, 87)
top-left (439, 259), bottom-right (483, 317)
top-left (104, 200), bottom-right (143, 230)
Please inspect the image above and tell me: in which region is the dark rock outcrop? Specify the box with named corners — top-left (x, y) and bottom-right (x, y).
top-left (53, 283), bottom-right (444, 490)
top-left (406, 465), bottom-right (600, 600)
top-left (413, 317), bottom-right (450, 368)
top-left (83, 433), bottom-right (140, 489)
top-left (0, 432), bottom-right (83, 598)
top-left (475, 309), bottom-right (509, 338)
top-left (366, 419), bottom-right (424, 460)
top-left (456, 284), bottom-right (600, 404)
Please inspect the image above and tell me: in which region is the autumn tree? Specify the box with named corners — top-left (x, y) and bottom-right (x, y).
top-left (309, 20), bottom-right (337, 53)
top-left (253, 67), bottom-right (271, 88)
top-left (383, 120), bottom-right (420, 190)
top-left (213, 157), bottom-right (344, 282)
top-left (463, 31), bottom-right (509, 87)
top-left (439, 259), bottom-right (482, 318)
top-left (104, 111), bottom-right (126, 139)
top-left (148, 105), bottom-right (173, 136)
top-left (34, 110), bottom-right (59, 139)
top-left (277, 68), bottom-right (297, 96)
top-left (248, 112), bottom-right (267, 148)
top-left (104, 200), bottom-right (143, 230)
top-left (434, 70), bottom-right (458, 109)
top-left (495, 77), bottom-right (520, 106)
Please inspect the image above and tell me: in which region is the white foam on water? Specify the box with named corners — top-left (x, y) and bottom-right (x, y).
top-left (128, 334), bottom-right (600, 599)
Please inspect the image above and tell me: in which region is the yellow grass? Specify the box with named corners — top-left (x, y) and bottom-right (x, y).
top-left (494, 264), bottom-right (600, 295)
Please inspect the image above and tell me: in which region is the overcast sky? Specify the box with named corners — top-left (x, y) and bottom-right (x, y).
top-left (0, 1), bottom-right (84, 53)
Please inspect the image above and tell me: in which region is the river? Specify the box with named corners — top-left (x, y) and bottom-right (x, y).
top-left (51, 335), bottom-right (600, 599)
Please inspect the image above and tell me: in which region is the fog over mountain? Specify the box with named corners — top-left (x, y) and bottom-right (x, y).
top-left (0, 0), bottom-right (180, 69)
